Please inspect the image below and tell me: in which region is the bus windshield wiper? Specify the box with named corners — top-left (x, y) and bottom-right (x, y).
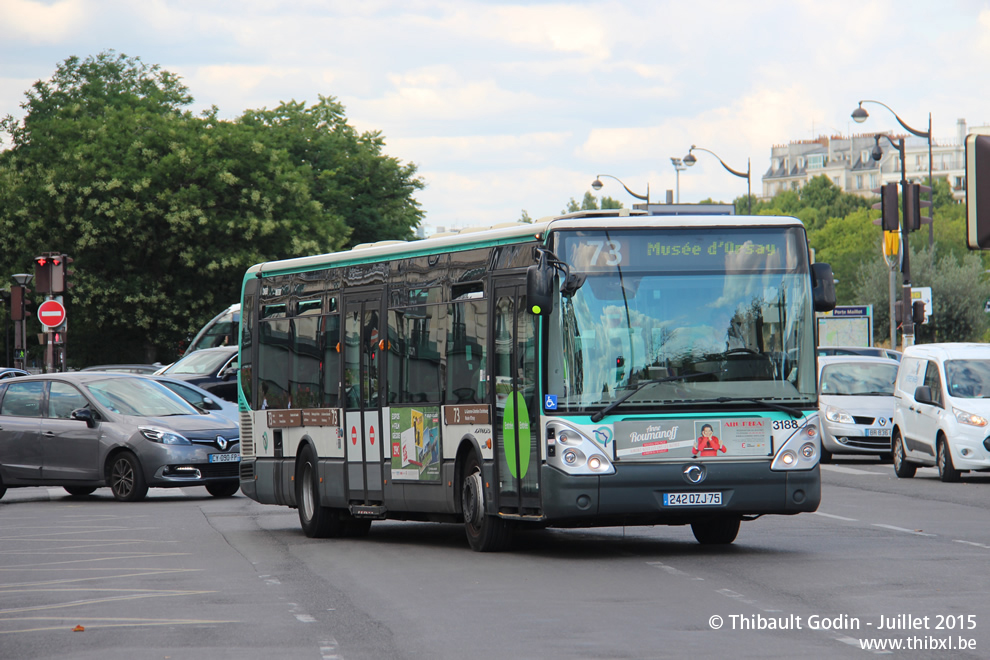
top-left (679, 396), bottom-right (803, 419)
top-left (590, 370), bottom-right (722, 423)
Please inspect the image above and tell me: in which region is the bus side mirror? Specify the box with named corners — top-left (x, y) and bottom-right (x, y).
top-left (526, 261), bottom-right (554, 316)
top-left (811, 262), bottom-right (836, 312)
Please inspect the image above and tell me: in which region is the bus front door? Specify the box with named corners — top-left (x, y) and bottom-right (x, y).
top-left (343, 294), bottom-right (385, 505)
top-left (491, 280), bottom-right (541, 515)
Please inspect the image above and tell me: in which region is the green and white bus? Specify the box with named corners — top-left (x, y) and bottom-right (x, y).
top-left (237, 210), bottom-right (836, 551)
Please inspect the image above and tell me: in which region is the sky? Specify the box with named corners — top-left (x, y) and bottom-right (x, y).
top-left (2, 0), bottom-right (990, 233)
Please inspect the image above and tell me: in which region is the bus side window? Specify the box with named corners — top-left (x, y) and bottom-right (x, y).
top-left (448, 300), bottom-right (487, 404)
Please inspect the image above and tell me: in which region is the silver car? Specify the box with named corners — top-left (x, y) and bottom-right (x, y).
top-left (818, 355), bottom-right (900, 462)
top-left (0, 373), bottom-right (240, 501)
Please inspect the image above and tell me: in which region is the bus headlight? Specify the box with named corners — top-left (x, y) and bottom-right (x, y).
top-left (770, 416), bottom-right (820, 471)
top-left (547, 421), bottom-right (615, 475)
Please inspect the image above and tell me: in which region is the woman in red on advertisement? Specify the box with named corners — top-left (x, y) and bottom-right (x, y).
top-left (692, 423), bottom-right (727, 457)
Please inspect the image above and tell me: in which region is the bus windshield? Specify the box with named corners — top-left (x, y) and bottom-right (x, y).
top-left (548, 227), bottom-right (817, 413)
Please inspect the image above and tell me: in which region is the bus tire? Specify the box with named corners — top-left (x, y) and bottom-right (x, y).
top-left (461, 453), bottom-right (511, 552)
top-left (345, 519), bottom-right (372, 538)
top-left (296, 444), bottom-right (345, 538)
top-left (691, 516), bottom-right (740, 544)
top-left (892, 431), bottom-right (916, 478)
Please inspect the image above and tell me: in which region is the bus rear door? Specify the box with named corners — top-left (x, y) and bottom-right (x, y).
top-left (343, 292), bottom-right (385, 505)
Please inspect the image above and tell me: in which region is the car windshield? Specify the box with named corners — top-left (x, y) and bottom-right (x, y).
top-left (165, 350), bottom-right (233, 376)
top-left (820, 362), bottom-right (898, 396)
top-left (158, 380), bottom-right (212, 408)
top-left (945, 359), bottom-right (990, 398)
top-left (85, 377), bottom-right (199, 416)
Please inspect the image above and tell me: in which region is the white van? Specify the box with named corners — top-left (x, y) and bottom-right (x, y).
top-left (891, 343), bottom-right (990, 481)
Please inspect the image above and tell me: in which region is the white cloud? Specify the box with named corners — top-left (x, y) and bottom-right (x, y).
top-left (0, 0), bottom-right (87, 42)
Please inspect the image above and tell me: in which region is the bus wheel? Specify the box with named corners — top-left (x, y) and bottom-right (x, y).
top-left (691, 517), bottom-right (740, 544)
top-left (296, 444), bottom-right (345, 538)
top-left (345, 519), bottom-right (372, 538)
top-left (461, 454), bottom-right (511, 552)
top-left (892, 431), bottom-right (916, 478)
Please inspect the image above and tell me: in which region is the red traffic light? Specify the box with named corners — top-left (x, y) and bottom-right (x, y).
top-left (35, 256), bottom-right (47, 267)
top-left (51, 256), bottom-right (62, 266)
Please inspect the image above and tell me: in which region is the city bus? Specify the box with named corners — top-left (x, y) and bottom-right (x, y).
top-left (237, 210), bottom-right (836, 551)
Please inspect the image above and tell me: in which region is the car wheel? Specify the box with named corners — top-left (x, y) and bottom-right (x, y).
top-left (937, 436), bottom-right (961, 483)
top-left (64, 486), bottom-right (97, 497)
top-left (296, 444), bottom-right (346, 538)
top-left (462, 453), bottom-right (511, 552)
top-left (109, 452), bottom-right (149, 502)
top-left (205, 482), bottom-right (239, 498)
top-left (892, 430), bottom-right (916, 478)
top-left (691, 516), bottom-right (741, 544)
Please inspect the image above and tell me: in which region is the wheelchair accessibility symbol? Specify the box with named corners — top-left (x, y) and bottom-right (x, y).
top-left (544, 394), bottom-right (558, 410)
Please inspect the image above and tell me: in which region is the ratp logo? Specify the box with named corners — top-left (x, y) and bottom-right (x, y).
top-left (593, 427), bottom-right (613, 445)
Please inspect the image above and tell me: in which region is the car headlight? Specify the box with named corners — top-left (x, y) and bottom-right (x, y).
top-left (953, 408), bottom-right (988, 427)
top-left (824, 405), bottom-right (854, 424)
top-left (140, 426), bottom-right (192, 445)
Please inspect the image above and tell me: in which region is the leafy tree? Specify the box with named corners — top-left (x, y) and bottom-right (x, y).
top-left (0, 51), bottom-right (419, 366)
top-left (239, 97), bottom-right (423, 248)
top-left (562, 191), bottom-right (624, 214)
top-left (807, 208), bottom-right (882, 304)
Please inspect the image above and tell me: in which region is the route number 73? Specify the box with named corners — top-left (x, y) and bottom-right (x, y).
top-left (587, 240), bottom-right (623, 267)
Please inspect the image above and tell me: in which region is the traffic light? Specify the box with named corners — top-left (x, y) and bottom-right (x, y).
top-left (34, 255), bottom-right (51, 293)
top-left (872, 183), bottom-right (900, 231)
top-left (904, 182), bottom-right (932, 232)
top-left (966, 131), bottom-right (990, 249)
top-left (50, 254), bottom-right (65, 293)
top-left (62, 255), bottom-right (74, 291)
top-left (11, 286), bottom-right (25, 321)
top-left (912, 300), bottom-right (927, 325)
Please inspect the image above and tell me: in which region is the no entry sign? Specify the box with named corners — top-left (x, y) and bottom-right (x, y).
top-left (38, 299), bottom-right (66, 328)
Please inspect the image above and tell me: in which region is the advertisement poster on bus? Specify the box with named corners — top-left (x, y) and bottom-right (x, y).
top-left (390, 406), bottom-right (441, 481)
top-left (613, 418), bottom-right (771, 460)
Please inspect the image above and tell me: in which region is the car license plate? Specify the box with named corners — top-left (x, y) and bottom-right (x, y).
top-left (663, 492), bottom-right (722, 506)
top-left (866, 429), bottom-right (891, 436)
top-left (209, 452), bottom-right (241, 463)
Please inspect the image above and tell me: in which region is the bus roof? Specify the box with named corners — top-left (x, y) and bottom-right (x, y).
top-left (246, 211), bottom-right (805, 278)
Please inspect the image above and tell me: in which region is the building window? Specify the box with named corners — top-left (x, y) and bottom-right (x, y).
top-left (856, 175), bottom-right (863, 189)
top-left (861, 150), bottom-right (871, 163)
top-left (870, 174), bottom-right (879, 188)
top-left (808, 154), bottom-right (824, 169)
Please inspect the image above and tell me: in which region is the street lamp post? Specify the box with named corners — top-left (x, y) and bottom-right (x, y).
top-left (590, 174), bottom-right (649, 205)
top-left (852, 100), bottom-right (933, 247)
top-left (682, 145), bottom-right (751, 214)
top-left (872, 134), bottom-right (915, 348)
top-left (670, 157), bottom-right (687, 203)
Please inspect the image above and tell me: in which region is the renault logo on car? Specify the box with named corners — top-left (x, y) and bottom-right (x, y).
top-left (684, 464), bottom-right (706, 484)
top-left (216, 435), bottom-right (228, 451)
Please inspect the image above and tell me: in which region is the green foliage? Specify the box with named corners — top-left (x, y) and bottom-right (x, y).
top-left (239, 97), bottom-right (423, 248)
top-left (808, 208), bottom-right (882, 304)
top-left (854, 231), bottom-right (990, 345)
top-left (0, 51), bottom-right (423, 366)
top-left (561, 191), bottom-right (624, 215)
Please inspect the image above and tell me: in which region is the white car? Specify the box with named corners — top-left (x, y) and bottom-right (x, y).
top-left (818, 355), bottom-right (899, 462)
top-left (892, 343), bottom-right (990, 482)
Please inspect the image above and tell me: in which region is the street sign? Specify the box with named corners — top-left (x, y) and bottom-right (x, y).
top-left (38, 299), bottom-right (66, 328)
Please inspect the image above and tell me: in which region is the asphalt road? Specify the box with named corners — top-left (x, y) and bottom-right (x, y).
top-left (2, 460), bottom-right (989, 660)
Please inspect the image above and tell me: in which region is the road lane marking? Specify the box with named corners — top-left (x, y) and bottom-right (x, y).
top-left (820, 464), bottom-right (886, 475)
top-left (954, 539), bottom-right (990, 549)
top-left (812, 512), bottom-right (859, 521)
top-left (872, 523), bottom-right (935, 536)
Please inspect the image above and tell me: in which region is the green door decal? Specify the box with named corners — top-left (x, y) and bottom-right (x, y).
top-left (503, 390), bottom-right (531, 479)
